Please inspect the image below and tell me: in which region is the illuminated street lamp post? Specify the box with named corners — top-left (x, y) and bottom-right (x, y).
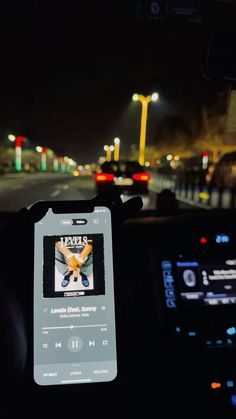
top-left (104, 145), bottom-right (109, 160)
top-left (8, 135), bottom-right (16, 170)
top-left (64, 156), bottom-right (70, 172)
top-left (114, 137), bottom-right (120, 161)
top-left (36, 146), bottom-right (47, 171)
top-left (60, 157), bottom-right (66, 173)
top-left (132, 92), bottom-right (159, 166)
top-left (8, 134), bottom-right (16, 142)
top-left (53, 156), bottom-right (59, 172)
top-left (109, 145), bottom-right (114, 161)
top-left (41, 146), bottom-right (47, 171)
top-left (104, 144), bottom-right (115, 161)
top-left (14, 136), bottom-right (25, 171)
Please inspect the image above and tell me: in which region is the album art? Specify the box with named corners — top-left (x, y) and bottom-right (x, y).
top-left (43, 234), bottom-right (105, 298)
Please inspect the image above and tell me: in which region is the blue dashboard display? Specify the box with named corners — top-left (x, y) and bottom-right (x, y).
top-left (176, 261), bottom-right (198, 267)
top-left (161, 258), bottom-right (236, 307)
top-left (215, 234), bottom-right (230, 244)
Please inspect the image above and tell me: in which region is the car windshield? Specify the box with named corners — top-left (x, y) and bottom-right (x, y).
top-left (0, 2), bottom-right (236, 212)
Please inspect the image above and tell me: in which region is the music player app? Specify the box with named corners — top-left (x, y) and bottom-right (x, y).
top-left (33, 207), bottom-right (117, 385)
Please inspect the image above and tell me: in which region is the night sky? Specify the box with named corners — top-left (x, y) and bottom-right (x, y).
top-left (0, 1), bottom-right (231, 163)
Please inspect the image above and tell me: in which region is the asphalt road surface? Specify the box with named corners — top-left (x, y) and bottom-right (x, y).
top-left (0, 172), bottom-right (158, 212)
top-left (0, 172), bottom-right (196, 212)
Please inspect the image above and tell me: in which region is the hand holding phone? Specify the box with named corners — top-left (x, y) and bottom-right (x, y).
top-left (32, 201), bottom-right (117, 386)
top-left (0, 186), bottom-right (143, 390)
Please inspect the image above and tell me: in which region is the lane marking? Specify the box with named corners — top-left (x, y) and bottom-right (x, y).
top-left (56, 184), bottom-right (69, 189)
top-left (51, 190), bottom-right (61, 197)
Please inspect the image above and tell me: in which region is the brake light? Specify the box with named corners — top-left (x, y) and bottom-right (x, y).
top-left (132, 172), bottom-right (150, 181)
top-left (94, 173), bottom-right (114, 182)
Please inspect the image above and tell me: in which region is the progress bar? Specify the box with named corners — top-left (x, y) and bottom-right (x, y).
top-left (42, 324), bottom-right (107, 330)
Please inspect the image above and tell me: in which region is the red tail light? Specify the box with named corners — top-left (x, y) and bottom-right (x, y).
top-left (132, 172), bottom-right (150, 181)
top-left (94, 172), bottom-right (114, 182)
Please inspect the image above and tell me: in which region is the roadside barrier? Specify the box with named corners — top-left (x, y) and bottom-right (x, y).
top-left (149, 172), bottom-right (236, 209)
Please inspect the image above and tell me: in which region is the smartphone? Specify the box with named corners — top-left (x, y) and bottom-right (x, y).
top-left (33, 201), bottom-right (117, 385)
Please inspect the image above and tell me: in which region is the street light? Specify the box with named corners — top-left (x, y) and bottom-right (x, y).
top-left (104, 145), bottom-right (109, 160)
top-left (15, 136), bottom-right (25, 171)
top-left (53, 156), bottom-right (59, 172)
top-left (8, 134), bottom-right (16, 142)
top-left (64, 156), bottom-right (70, 173)
top-left (60, 157), bottom-right (66, 173)
top-left (132, 92), bottom-right (159, 166)
top-left (103, 144), bottom-right (114, 161)
top-left (114, 137), bottom-right (120, 161)
top-left (36, 146), bottom-right (47, 171)
top-left (8, 135), bottom-right (29, 171)
top-left (109, 145), bottom-right (114, 162)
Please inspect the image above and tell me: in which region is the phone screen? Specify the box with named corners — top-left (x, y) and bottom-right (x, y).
top-left (33, 205), bottom-right (117, 385)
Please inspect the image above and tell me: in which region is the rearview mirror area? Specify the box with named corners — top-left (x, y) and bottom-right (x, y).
top-left (203, 25), bottom-right (236, 88)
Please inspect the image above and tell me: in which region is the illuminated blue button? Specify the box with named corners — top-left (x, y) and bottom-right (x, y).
top-left (231, 395), bottom-right (236, 406)
top-left (166, 299), bottom-right (176, 308)
top-left (216, 339), bottom-right (223, 345)
top-left (227, 338), bottom-right (233, 345)
top-left (162, 261), bottom-right (172, 269)
top-left (188, 331), bottom-right (196, 337)
top-left (226, 380), bottom-right (234, 388)
top-left (163, 271), bottom-right (171, 277)
top-left (206, 340), bottom-right (212, 345)
top-left (165, 289), bottom-right (175, 297)
top-left (175, 327), bottom-right (181, 333)
top-left (216, 234), bottom-right (230, 243)
top-left (226, 327), bottom-right (236, 335)
top-left (163, 277), bottom-right (174, 288)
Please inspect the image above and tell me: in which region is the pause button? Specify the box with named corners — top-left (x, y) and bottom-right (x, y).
top-left (67, 336), bottom-right (83, 352)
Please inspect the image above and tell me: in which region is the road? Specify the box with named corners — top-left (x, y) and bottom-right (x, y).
top-left (0, 173), bottom-right (96, 212)
top-left (0, 173), bottom-right (160, 212)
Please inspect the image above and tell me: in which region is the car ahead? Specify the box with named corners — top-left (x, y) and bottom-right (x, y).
top-left (208, 151), bottom-right (236, 189)
top-left (94, 160), bottom-right (150, 195)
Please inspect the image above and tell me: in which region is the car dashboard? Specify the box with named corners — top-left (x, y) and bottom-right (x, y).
top-left (1, 207), bottom-right (236, 418)
top-left (114, 208), bottom-right (236, 417)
